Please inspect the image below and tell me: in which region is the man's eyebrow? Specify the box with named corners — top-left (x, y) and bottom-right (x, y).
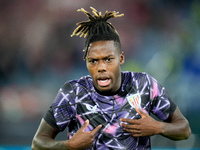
top-left (87, 54), bottom-right (114, 60)
top-left (87, 57), bottom-right (97, 60)
top-left (103, 55), bottom-right (115, 60)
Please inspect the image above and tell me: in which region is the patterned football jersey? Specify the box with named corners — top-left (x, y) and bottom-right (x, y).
top-left (46, 71), bottom-right (176, 149)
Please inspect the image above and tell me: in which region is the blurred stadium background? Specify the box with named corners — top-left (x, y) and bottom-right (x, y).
top-left (0, 0), bottom-right (200, 149)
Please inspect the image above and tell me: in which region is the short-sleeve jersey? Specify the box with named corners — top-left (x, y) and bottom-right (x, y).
top-left (43, 71), bottom-right (176, 150)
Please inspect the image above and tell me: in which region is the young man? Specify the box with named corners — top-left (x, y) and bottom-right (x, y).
top-left (32, 7), bottom-right (191, 150)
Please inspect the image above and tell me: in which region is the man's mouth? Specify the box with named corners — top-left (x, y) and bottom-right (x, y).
top-left (97, 78), bottom-right (111, 87)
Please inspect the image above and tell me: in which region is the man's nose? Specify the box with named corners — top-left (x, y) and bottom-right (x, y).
top-left (98, 61), bottom-right (106, 72)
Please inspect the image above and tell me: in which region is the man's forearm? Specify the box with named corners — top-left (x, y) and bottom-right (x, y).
top-left (31, 135), bottom-right (70, 150)
top-left (159, 118), bottom-right (191, 140)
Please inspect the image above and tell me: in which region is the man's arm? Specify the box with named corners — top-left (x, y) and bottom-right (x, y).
top-left (159, 107), bottom-right (191, 140)
top-left (120, 106), bottom-right (191, 140)
top-left (31, 119), bottom-right (102, 150)
top-left (31, 119), bottom-right (69, 150)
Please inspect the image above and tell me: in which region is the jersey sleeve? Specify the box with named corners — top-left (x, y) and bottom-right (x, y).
top-left (43, 107), bottom-right (60, 131)
top-left (146, 74), bottom-right (177, 121)
top-left (45, 82), bottom-right (77, 132)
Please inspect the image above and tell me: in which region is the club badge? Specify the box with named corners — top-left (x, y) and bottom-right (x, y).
top-left (126, 93), bottom-right (141, 108)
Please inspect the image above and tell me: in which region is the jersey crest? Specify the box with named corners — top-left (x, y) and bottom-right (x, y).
top-left (126, 93), bottom-right (141, 108)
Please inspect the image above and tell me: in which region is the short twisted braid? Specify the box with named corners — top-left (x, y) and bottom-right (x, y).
top-left (71, 7), bottom-right (124, 60)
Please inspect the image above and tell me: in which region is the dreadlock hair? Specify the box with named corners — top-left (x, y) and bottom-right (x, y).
top-left (71, 7), bottom-right (124, 60)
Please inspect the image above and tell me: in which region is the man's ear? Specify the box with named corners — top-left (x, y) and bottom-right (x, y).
top-left (120, 51), bottom-right (125, 65)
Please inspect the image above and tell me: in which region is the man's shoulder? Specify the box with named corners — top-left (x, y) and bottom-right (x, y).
top-left (122, 71), bottom-right (148, 79)
top-left (61, 75), bottom-right (93, 93)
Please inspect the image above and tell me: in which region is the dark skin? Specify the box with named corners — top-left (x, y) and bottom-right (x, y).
top-left (32, 119), bottom-right (102, 150)
top-left (86, 40), bottom-right (125, 93)
top-left (32, 40), bottom-right (191, 150)
top-left (120, 106), bottom-right (191, 140)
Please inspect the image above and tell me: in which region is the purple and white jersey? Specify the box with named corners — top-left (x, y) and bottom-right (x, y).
top-left (47, 71), bottom-right (176, 149)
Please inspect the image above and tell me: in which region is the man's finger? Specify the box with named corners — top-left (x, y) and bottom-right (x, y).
top-left (81, 119), bottom-right (89, 131)
top-left (135, 105), bottom-right (146, 117)
top-left (120, 118), bottom-right (138, 124)
top-left (125, 129), bottom-right (141, 134)
top-left (130, 133), bottom-right (141, 137)
top-left (91, 124), bottom-right (102, 136)
top-left (121, 123), bottom-right (138, 129)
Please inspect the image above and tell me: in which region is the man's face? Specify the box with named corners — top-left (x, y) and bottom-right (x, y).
top-left (86, 40), bottom-right (124, 93)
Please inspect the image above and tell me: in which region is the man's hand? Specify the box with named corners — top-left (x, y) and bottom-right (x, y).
top-left (120, 106), bottom-right (161, 137)
top-left (67, 120), bottom-right (102, 150)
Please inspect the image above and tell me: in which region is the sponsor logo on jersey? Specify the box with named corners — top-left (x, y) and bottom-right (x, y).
top-left (85, 104), bottom-right (98, 113)
top-left (126, 93), bottom-right (141, 108)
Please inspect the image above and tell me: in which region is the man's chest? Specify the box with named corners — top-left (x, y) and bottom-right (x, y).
top-left (76, 92), bottom-right (151, 126)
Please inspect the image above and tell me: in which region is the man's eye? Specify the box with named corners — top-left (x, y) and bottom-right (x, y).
top-left (106, 58), bottom-right (113, 62)
top-left (90, 60), bottom-right (97, 64)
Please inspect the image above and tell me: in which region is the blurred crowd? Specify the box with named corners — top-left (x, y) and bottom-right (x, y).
top-left (0, 0), bottom-right (199, 148)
